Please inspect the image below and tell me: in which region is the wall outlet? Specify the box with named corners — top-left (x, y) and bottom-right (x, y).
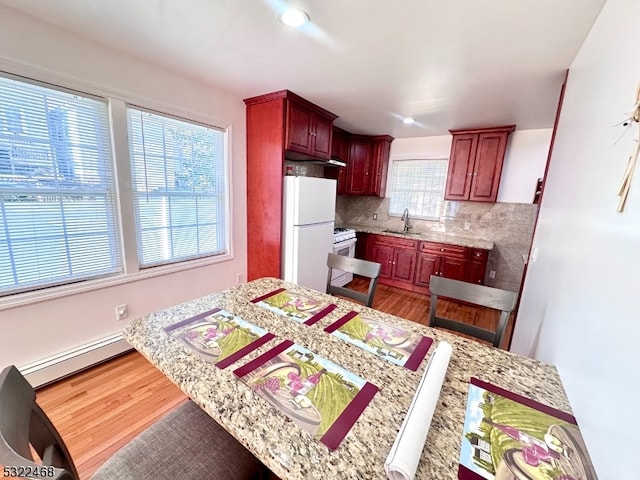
top-left (488, 270), bottom-right (496, 279)
top-left (464, 222), bottom-right (471, 231)
top-left (115, 304), bottom-right (128, 321)
top-left (373, 213), bottom-right (377, 220)
top-left (236, 272), bottom-right (243, 285)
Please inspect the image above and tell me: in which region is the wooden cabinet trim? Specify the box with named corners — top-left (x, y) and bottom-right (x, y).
top-left (375, 235), bottom-right (418, 249)
top-left (419, 241), bottom-right (466, 256)
top-left (449, 125), bottom-right (516, 136)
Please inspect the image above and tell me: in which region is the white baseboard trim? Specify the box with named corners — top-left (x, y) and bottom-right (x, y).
top-left (20, 333), bottom-right (133, 388)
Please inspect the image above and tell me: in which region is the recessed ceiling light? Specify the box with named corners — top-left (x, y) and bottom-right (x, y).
top-left (402, 117), bottom-right (416, 125)
top-left (279, 8), bottom-right (310, 28)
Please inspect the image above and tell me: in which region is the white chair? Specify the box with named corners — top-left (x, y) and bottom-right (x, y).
top-left (0, 365), bottom-right (265, 480)
top-left (428, 275), bottom-right (518, 348)
top-left (326, 253), bottom-right (381, 307)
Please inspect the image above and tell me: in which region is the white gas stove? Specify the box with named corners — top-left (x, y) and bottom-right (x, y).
top-left (333, 227), bottom-right (357, 245)
top-left (331, 227), bottom-right (357, 287)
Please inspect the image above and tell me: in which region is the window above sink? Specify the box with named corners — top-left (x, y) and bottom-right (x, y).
top-left (388, 159), bottom-right (448, 221)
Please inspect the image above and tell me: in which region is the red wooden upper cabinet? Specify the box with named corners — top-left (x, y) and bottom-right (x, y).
top-left (445, 125), bottom-right (515, 202)
top-left (326, 126), bottom-right (351, 194)
top-left (345, 134), bottom-right (393, 196)
top-left (285, 96), bottom-right (336, 160)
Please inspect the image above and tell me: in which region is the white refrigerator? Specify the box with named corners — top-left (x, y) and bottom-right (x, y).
top-left (282, 176), bottom-right (337, 292)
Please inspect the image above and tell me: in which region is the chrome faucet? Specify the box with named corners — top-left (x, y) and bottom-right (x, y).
top-left (400, 208), bottom-right (412, 233)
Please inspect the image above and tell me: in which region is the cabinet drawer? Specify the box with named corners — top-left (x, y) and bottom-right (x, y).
top-left (374, 234), bottom-right (417, 250)
top-left (468, 248), bottom-right (489, 261)
top-left (419, 241), bottom-right (466, 257)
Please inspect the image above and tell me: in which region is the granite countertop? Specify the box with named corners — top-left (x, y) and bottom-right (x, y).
top-left (340, 224), bottom-right (494, 250)
top-left (124, 277), bottom-right (568, 480)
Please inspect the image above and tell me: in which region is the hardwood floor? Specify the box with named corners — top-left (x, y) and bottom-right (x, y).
top-left (347, 277), bottom-right (514, 347)
top-left (35, 352), bottom-right (187, 479)
top-left (32, 280), bottom-right (512, 478)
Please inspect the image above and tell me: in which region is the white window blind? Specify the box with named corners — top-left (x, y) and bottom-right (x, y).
top-left (127, 108), bottom-right (227, 267)
top-left (0, 75), bottom-right (121, 295)
top-left (388, 159), bottom-right (448, 220)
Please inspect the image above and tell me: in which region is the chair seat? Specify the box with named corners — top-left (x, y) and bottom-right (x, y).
top-left (428, 276), bottom-right (518, 348)
top-left (92, 400), bottom-right (263, 480)
top-left (326, 253), bottom-right (381, 307)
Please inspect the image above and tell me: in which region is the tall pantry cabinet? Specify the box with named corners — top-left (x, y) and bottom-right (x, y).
top-left (244, 90), bottom-right (338, 281)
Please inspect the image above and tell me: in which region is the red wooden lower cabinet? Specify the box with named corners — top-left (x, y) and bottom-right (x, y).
top-left (414, 253), bottom-right (439, 289)
top-left (368, 235), bottom-right (417, 289)
top-left (371, 242), bottom-right (393, 279)
top-left (466, 248), bottom-right (490, 284)
top-left (363, 234), bottom-right (489, 294)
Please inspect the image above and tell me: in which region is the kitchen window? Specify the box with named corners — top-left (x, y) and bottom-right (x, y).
top-left (0, 74), bottom-right (121, 295)
top-left (127, 108), bottom-right (228, 267)
top-left (388, 159), bottom-right (448, 220)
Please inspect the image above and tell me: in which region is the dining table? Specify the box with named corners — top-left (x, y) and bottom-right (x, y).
top-left (122, 277), bottom-right (573, 480)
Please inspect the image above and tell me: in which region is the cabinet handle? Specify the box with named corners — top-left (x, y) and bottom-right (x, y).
top-left (468, 173), bottom-right (473, 176)
top-left (440, 248), bottom-right (444, 252)
top-left (473, 172), bottom-right (477, 176)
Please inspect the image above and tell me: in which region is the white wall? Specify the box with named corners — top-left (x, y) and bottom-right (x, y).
top-left (511, 0), bottom-right (639, 477)
top-left (497, 129), bottom-right (551, 203)
top-left (0, 6), bottom-right (247, 376)
top-left (388, 130), bottom-right (550, 204)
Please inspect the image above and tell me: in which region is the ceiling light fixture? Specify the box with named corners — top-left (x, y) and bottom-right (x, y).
top-left (279, 7), bottom-right (310, 28)
top-left (402, 117), bottom-right (416, 125)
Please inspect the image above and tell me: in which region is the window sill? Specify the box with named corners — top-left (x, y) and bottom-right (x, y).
top-left (0, 252), bottom-right (234, 311)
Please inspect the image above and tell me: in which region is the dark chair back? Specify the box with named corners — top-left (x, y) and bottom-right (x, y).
top-left (326, 253), bottom-right (381, 307)
top-left (428, 275), bottom-right (518, 348)
top-left (0, 365), bottom-right (79, 480)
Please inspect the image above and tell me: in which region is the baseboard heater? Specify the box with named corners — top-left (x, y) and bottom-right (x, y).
top-left (20, 333), bottom-right (133, 388)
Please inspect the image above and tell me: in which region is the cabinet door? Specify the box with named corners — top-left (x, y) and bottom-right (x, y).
top-left (369, 137), bottom-right (392, 197)
top-left (355, 232), bottom-right (370, 260)
top-left (331, 127), bottom-right (350, 162)
top-left (466, 261), bottom-right (486, 285)
top-left (392, 248), bottom-right (416, 283)
top-left (415, 253), bottom-right (440, 288)
top-left (465, 249), bottom-right (489, 284)
top-left (312, 114), bottom-right (333, 159)
top-left (470, 131), bottom-right (509, 201)
top-left (286, 101), bottom-right (313, 155)
top-left (346, 139), bottom-right (373, 195)
top-left (440, 256), bottom-right (467, 280)
top-left (335, 166), bottom-right (347, 194)
top-left (371, 242), bottom-right (393, 279)
top-left (445, 134), bottom-right (477, 200)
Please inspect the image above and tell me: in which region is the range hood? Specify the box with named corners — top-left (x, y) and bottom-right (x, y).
top-left (326, 158), bottom-right (346, 167)
top-left (286, 156), bottom-right (346, 167)
top-left (300, 158), bottom-right (346, 167)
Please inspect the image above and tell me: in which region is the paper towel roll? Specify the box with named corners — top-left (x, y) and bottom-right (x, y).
top-left (384, 341), bottom-right (453, 480)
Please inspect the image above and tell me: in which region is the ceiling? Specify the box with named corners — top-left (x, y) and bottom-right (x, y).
top-left (0, 0), bottom-right (606, 138)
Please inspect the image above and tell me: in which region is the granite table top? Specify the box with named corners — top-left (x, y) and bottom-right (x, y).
top-left (340, 224), bottom-right (495, 250)
top-left (123, 277), bottom-right (569, 480)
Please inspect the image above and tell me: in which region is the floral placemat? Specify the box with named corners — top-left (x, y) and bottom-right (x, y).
top-left (234, 340), bottom-right (378, 451)
top-left (325, 311), bottom-right (432, 370)
top-left (251, 288), bottom-right (336, 325)
top-left (458, 378), bottom-right (598, 480)
top-left (164, 308), bottom-right (275, 369)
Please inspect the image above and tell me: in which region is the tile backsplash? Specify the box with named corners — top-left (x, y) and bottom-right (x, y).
top-left (336, 196), bottom-right (538, 292)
